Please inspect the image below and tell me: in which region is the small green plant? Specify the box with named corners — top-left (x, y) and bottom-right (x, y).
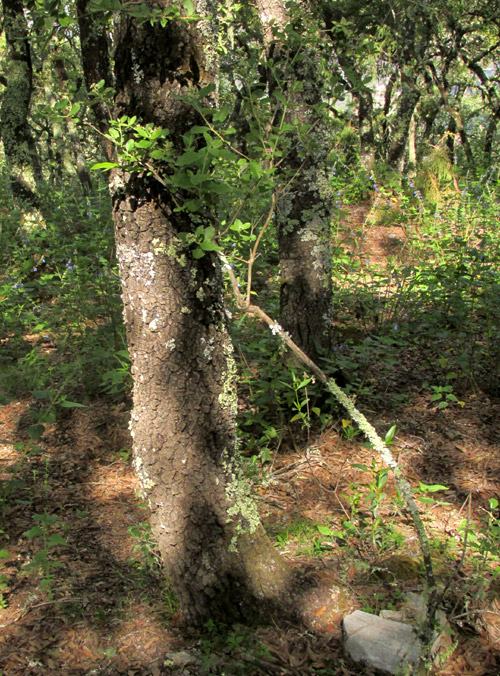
top-left (341, 418), bottom-right (360, 440)
top-left (315, 523), bottom-right (345, 553)
top-left (423, 380), bottom-right (465, 410)
top-left (352, 457), bottom-right (390, 547)
top-left (23, 512), bottom-right (67, 598)
top-left (117, 447), bottom-right (132, 463)
top-left (0, 535), bottom-right (9, 609)
top-left (414, 482), bottom-right (450, 514)
top-left (281, 371), bottom-right (321, 429)
top-left (100, 349), bottom-right (132, 397)
top-left (461, 497), bottom-right (500, 571)
top-left (127, 521), bottom-right (162, 575)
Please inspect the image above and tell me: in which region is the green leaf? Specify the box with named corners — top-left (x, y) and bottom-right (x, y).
top-left (32, 390), bottom-right (52, 399)
top-left (150, 127), bottom-right (168, 139)
top-left (0, 550), bottom-right (9, 559)
top-left (176, 151), bottom-right (202, 166)
top-left (183, 199), bottom-right (201, 212)
top-left (419, 482), bottom-right (448, 493)
top-left (352, 463), bottom-right (370, 472)
top-left (27, 424), bottom-right (45, 441)
top-left (183, 0), bottom-right (194, 14)
top-left (213, 105), bottom-right (230, 122)
top-left (317, 525), bottom-right (333, 536)
top-left (47, 534), bottom-right (67, 547)
top-left (198, 83), bottom-right (216, 98)
top-left (379, 474), bottom-right (389, 489)
top-left (273, 90), bottom-right (287, 105)
top-left (417, 496), bottom-right (435, 504)
top-left (150, 149), bottom-right (171, 161)
top-left (190, 125), bottom-right (210, 134)
top-left (91, 162), bottom-right (119, 171)
top-left (248, 160), bottom-right (263, 179)
top-left (24, 526), bottom-right (43, 539)
top-left (200, 239), bottom-right (221, 252)
top-left (385, 424), bottom-right (397, 444)
top-left (59, 399), bottom-right (86, 408)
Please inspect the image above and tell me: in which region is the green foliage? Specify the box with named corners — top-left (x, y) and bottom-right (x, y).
top-left (460, 498), bottom-right (500, 570)
top-left (23, 512), bottom-right (67, 598)
top-left (127, 521), bottom-right (162, 575)
top-left (0, 173), bottom-right (128, 415)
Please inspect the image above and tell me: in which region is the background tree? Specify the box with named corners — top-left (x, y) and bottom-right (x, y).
top-left (0, 0), bottom-right (42, 202)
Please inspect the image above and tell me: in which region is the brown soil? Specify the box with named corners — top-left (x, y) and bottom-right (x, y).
top-left (2, 391), bottom-right (500, 674)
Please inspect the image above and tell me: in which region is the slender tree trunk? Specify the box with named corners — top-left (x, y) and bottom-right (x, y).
top-left (256, 0), bottom-right (336, 364)
top-left (357, 89), bottom-right (375, 170)
top-left (484, 116), bottom-right (497, 167)
top-left (0, 0), bottom-right (41, 202)
top-left (407, 110), bottom-right (417, 176)
top-left (77, 0), bottom-right (290, 625)
top-left (386, 74), bottom-right (420, 169)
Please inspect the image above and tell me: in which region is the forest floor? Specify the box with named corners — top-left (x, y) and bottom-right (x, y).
top-left (1, 217), bottom-right (500, 675)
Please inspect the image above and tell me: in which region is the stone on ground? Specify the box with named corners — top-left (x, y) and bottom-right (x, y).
top-left (343, 609), bottom-right (421, 675)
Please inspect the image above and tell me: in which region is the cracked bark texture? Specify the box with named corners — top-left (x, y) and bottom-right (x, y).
top-left (78, 0), bottom-right (290, 625)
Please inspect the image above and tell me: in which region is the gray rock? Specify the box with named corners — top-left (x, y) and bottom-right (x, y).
top-left (343, 609), bottom-right (421, 675)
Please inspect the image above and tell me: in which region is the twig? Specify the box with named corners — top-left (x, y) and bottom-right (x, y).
top-left (2, 597), bottom-right (86, 626)
top-left (246, 193), bottom-right (276, 306)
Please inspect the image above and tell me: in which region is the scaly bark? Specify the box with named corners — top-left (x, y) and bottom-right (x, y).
top-left (77, 0), bottom-right (291, 625)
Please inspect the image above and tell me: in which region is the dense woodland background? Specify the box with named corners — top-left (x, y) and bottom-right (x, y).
top-left (1, 0), bottom-right (500, 673)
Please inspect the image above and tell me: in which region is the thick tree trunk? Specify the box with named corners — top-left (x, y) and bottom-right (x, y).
top-left (78, 1), bottom-right (290, 625)
top-left (0, 0), bottom-right (41, 202)
top-left (113, 169), bottom-right (289, 623)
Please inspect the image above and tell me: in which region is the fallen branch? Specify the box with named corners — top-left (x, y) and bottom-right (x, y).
top-left (220, 251), bottom-right (439, 648)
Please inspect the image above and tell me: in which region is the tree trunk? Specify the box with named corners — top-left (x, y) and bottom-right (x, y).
top-left (77, 1), bottom-right (290, 625)
top-left (256, 0), bottom-right (336, 364)
top-left (386, 74), bottom-right (421, 170)
top-left (0, 0), bottom-right (41, 202)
